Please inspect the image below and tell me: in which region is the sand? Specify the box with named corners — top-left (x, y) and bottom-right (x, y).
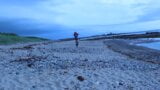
top-left (0, 40), bottom-right (160, 90)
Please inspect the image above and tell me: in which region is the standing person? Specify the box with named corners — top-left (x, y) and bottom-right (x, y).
top-left (74, 32), bottom-right (79, 47)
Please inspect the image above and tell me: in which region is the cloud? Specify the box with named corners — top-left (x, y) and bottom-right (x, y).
top-left (0, 0), bottom-right (160, 39)
top-left (0, 0), bottom-right (44, 5)
top-left (0, 20), bottom-right (48, 35)
top-left (138, 9), bottom-right (160, 22)
top-left (135, 0), bottom-right (160, 22)
top-left (0, 0), bottom-right (61, 24)
top-left (1, 0), bottom-right (160, 26)
top-left (0, 19), bottom-right (71, 35)
top-left (49, 0), bottom-right (152, 26)
top-left (80, 20), bottom-right (160, 34)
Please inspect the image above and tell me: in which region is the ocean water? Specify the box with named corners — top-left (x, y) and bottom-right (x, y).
top-left (137, 42), bottom-right (160, 50)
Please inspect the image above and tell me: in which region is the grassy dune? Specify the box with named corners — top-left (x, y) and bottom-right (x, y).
top-left (0, 33), bottom-right (49, 45)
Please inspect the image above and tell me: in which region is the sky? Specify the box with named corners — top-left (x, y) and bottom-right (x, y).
top-left (0, 0), bottom-right (160, 39)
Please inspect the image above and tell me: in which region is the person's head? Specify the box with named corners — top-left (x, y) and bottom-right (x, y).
top-left (74, 32), bottom-right (78, 36)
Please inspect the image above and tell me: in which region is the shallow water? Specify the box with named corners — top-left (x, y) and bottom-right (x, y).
top-left (137, 42), bottom-right (160, 50)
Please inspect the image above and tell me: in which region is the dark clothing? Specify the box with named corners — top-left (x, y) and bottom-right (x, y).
top-left (74, 32), bottom-right (79, 40)
top-left (75, 36), bottom-right (78, 41)
top-left (74, 32), bottom-right (79, 47)
top-left (74, 32), bottom-right (78, 38)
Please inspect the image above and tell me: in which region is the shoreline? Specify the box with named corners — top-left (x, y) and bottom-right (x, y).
top-left (136, 41), bottom-right (160, 50)
top-left (104, 39), bottom-right (160, 64)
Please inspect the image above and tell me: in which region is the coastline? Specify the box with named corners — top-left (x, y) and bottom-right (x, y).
top-left (104, 39), bottom-right (160, 64)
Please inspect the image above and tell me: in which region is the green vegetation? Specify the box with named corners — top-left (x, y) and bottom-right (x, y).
top-left (0, 33), bottom-right (49, 45)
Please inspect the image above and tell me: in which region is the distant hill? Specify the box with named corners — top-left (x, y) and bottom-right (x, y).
top-left (80, 30), bottom-right (160, 41)
top-left (147, 29), bottom-right (160, 32)
top-left (0, 32), bottom-right (49, 45)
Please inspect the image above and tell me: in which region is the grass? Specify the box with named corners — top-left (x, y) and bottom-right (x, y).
top-left (0, 33), bottom-right (49, 45)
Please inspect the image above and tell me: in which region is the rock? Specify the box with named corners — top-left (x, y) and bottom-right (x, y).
top-left (15, 72), bottom-right (19, 75)
top-left (77, 76), bottom-right (85, 82)
top-left (113, 86), bottom-right (116, 88)
top-left (23, 46), bottom-right (33, 49)
top-left (119, 82), bottom-right (124, 86)
top-left (84, 58), bottom-right (88, 61)
top-left (64, 88), bottom-right (69, 90)
top-left (32, 85), bottom-right (36, 88)
top-left (27, 64), bottom-right (33, 68)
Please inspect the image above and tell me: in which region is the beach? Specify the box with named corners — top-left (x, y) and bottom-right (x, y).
top-left (0, 40), bottom-right (160, 90)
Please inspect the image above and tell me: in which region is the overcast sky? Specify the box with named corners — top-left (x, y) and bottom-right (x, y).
top-left (0, 0), bottom-right (160, 39)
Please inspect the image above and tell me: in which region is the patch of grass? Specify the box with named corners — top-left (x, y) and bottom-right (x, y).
top-left (0, 33), bottom-right (49, 45)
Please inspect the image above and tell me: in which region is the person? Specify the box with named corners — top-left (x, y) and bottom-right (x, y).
top-left (74, 32), bottom-right (79, 47)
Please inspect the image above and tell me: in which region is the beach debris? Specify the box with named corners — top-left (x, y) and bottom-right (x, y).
top-left (77, 76), bottom-right (85, 81)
